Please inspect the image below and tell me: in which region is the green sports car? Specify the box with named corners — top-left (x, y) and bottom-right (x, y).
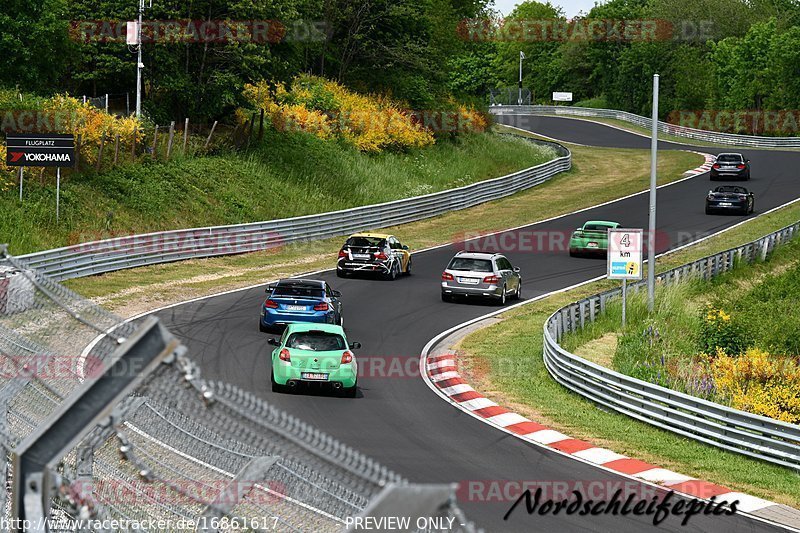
top-left (569, 220), bottom-right (621, 257)
top-left (268, 323), bottom-right (360, 397)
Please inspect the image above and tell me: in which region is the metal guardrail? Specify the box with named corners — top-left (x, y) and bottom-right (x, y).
top-left (17, 138), bottom-right (570, 281)
top-left (543, 221), bottom-right (800, 470)
top-left (490, 105), bottom-right (800, 148)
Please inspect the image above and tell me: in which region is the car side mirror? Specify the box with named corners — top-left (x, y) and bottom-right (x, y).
top-left (332, 290), bottom-right (342, 297)
top-left (513, 267), bottom-right (521, 273)
top-left (402, 245), bottom-right (409, 250)
top-left (349, 342), bottom-right (362, 350)
top-left (267, 338), bottom-right (280, 346)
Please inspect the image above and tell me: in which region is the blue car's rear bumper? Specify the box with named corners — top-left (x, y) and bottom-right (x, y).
top-left (261, 308), bottom-right (336, 328)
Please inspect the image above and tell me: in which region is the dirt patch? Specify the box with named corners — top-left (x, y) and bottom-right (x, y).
top-left (573, 333), bottom-right (618, 367)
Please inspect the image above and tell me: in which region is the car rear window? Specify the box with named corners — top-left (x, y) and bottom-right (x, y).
top-left (716, 154), bottom-right (743, 163)
top-left (583, 224), bottom-right (613, 232)
top-left (286, 332), bottom-right (346, 351)
top-left (448, 258), bottom-right (493, 272)
top-left (273, 286), bottom-right (325, 298)
top-left (346, 236), bottom-right (385, 247)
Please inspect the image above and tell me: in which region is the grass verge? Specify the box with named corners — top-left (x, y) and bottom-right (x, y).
top-left (65, 127), bottom-right (701, 317)
top-left (457, 200), bottom-right (800, 508)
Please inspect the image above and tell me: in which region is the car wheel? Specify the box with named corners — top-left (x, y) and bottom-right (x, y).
top-left (705, 206), bottom-right (712, 215)
top-left (514, 282), bottom-right (522, 300)
top-left (336, 269), bottom-right (347, 278)
top-left (497, 286), bottom-right (507, 306)
top-left (750, 200), bottom-right (755, 214)
top-left (271, 371), bottom-right (283, 393)
top-left (259, 322), bottom-right (270, 333)
top-left (384, 263), bottom-right (398, 281)
top-left (569, 249), bottom-right (578, 257)
top-left (405, 259), bottom-right (412, 276)
top-left (441, 292), bottom-right (453, 303)
top-left (342, 382), bottom-right (357, 398)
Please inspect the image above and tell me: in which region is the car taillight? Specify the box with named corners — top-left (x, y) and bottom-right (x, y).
top-left (737, 164), bottom-right (746, 169)
top-left (279, 349), bottom-right (291, 362)
top-left (264, 299), bottom-right (279, 309)
top-left (375, 251), bottom-right (388, 260)
top-left (712, 163), bottom-right (720, 169)
top-left (314, 302), bottom-right (329, 311)
top-left (338, 249), bottom-right (347, 258)
top-left (442, 272), bottom-right (454, 281)
top-left (483, 275), bottom-right (500, 284)
top-left (341, 351), bottom-right (353, 364)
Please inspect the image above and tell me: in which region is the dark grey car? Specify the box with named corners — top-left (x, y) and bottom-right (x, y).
top-left (710, 153), bottom-right (750, 180)
top-left (441, 252), bottom-right (521, 304)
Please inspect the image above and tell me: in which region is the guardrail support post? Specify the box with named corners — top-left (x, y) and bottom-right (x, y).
top-left (10, 317), bottom-right (182, 531)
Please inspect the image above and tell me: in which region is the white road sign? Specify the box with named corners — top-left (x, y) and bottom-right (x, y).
top-left (607, 228), bottom-right (644, 280)
top-left (552, 92), bottom-right (573, 102)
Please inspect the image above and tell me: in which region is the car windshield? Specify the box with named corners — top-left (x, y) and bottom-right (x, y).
top-left (346, 236), bottom-right (385, 247)
top-left (583, 224), bottom-right (613, 231)
top-left (717, 154), bottom-right (743, 163)
top-left (286, 332), bottom-right (346, 351)
top-left (448, 258), bottom-right (493, 272)
top-left (715, 186), bottom-right (747, 194)
top-left (273, 286), bottom-right (325, 298)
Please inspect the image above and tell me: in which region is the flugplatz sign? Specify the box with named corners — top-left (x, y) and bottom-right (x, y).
top-left (5, 133), bottom-right (75, 168)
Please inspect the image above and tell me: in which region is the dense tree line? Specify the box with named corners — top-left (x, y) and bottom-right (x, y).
top-left (2, 0), bottom-right (800, 130)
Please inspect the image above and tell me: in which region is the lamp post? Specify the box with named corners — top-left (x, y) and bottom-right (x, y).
top-left (647, 74), bottom-right (659, 312)
top-left (518, 51), bottom-right (525, 105)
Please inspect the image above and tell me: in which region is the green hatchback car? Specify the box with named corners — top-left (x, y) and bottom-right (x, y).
top-left (569, 220), bottom-right (621, 257)
top-left (268, 323), bottom-right (360, 397)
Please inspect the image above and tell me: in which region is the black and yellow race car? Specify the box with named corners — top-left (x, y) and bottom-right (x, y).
top-left (336, 233), bottom-right (412, 280)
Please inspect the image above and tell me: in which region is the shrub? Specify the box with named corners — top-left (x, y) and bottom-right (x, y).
top-left (712, 348), bottom-right (800, 423)
top-left (698, 305), bottom-right (749, 356)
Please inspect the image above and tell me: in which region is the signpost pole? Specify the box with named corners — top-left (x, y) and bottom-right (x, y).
top-left (621, 279), bottom-right (627, 327)
top-left (647, 74), bottom-right (659, 312)
top-left (18, 167), bottom-right (23, 202)
top-left (56, 167), bottom-right (61, 223)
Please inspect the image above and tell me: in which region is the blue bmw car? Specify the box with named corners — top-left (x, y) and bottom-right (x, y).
top-left (259, 279), bottom-right (343, 333)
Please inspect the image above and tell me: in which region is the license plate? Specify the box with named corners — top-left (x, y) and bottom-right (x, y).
top-left (458, 277), bottom-right (479, 285)
top-left (353, 253), bottom-right (371, 260)
top-left (301, 372), bottom-right (328, 381)
top-left (719, 202), bottom-right (732, 207)
top-left (722, 166), bottom-right (735, 170)
top-left (587, 242), bottom-right (599, 248)
top-left (285, 305), bottom-right (306, 311)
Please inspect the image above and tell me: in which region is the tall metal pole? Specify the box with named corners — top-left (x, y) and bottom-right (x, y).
top-left (622, 279), bottom-right (627, 326)
top-left (135, 0), bottom-right (144, 117)
top-left (647, 74), bottom-right (659, 312)
top-left (518, 51), bottom-right (524, 105)
top-left (56, 167), bottom-right (61, 223)
top-left (18, 167), bottom-right (23, 202)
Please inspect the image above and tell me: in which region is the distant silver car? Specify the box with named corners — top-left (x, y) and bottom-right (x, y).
top-left (441, 252), bottom-right (522, 304)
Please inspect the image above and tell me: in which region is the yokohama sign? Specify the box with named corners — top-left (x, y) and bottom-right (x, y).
top-left (5, 133), bottom-right (75, 167)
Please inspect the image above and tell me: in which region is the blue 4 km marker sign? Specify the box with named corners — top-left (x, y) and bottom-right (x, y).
top-left (607, 228), bottom-right (644, 280)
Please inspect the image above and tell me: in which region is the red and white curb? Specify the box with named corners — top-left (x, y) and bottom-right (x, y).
top-left (684, 151), bottom-right (715, 176)
top-left (425, 352), bottom-right (794, 520)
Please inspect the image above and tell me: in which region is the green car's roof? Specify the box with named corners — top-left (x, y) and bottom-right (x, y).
top-left (583, 220), bottom-right (620, 227)
top-left (283, 323), bottom-right (345, 335)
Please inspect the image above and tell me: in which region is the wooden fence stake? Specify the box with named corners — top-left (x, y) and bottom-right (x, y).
top-left (259, 109), bottom-right (265, 140)
top-left (204, 121), bottom-right (218, 148)
top-left (96, 133), bottom-right (106, 171)
top-left (182, 117), bottom-right (190, 155)
top-left (152, 125), bottom-right (159, 159)
top-left (166, 121), bottom-right (176, 159)
top-left (113, 134), bottom-right (120, 165)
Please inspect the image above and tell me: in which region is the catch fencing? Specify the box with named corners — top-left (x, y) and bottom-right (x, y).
top-left (490, 105), bottom-right (800, 148)
top-left (0, 250), bottom-right (478, 531)
top-left (18, 138), bottom-right (570, 281)
top-left (543, 221), bottom-right (800, 470)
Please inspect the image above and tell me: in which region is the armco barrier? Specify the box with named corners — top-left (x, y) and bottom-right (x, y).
top-left (18, 138), bottom-right (570, 281)
top-left (490, 105), bottom-right (800, 148)
top-left (543, 221), bottom-right (800, 469)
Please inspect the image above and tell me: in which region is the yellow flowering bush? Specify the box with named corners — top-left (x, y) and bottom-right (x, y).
top-left (41, 95), bottom-right (143, 165)
top-left (241, 76), bottom-right (435, 153)
top-left (0, 146), bottom-right (15, 192)
top-left (698, 305), bottom-right (748, 356)
top-left (712, 348), bottom-right (800, 423)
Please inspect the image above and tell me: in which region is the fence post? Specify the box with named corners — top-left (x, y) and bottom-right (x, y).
top-left (96, 133), bottom-right (106, 172)
top-left (152, 125), bottom-right (159, 159)
top-left (113, 134), bottom-right (120, 165)
top-left (259, 108), bottom-right (265, 140)
top-left (205, 121), bottom-right (218, 149)
top-left (182, 117), bottom-right (190, 155)
top-left (166, 121), bottom-right (176, 159)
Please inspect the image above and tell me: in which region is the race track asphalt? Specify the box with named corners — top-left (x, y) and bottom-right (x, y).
top-left (156, 115), bottom-right (800, 532)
